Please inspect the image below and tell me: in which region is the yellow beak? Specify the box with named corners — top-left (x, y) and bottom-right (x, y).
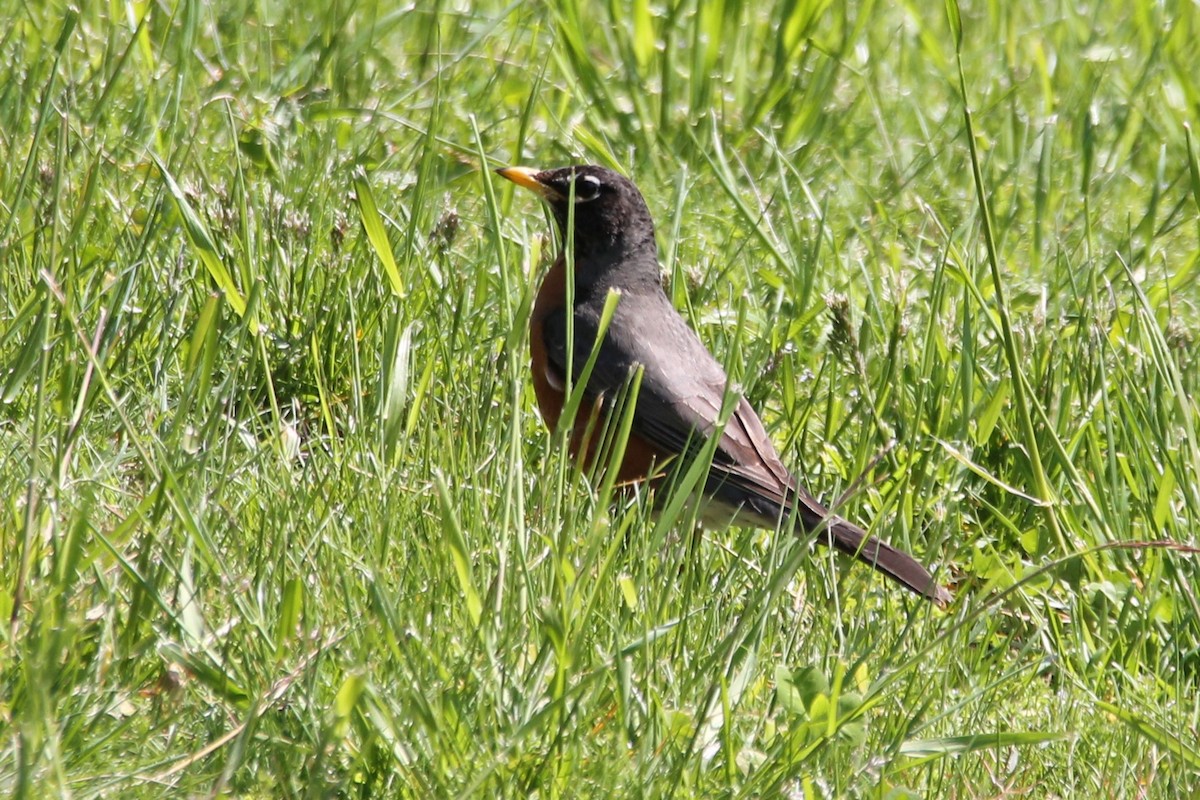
top-left (495, 166), bottom-right (562, 200)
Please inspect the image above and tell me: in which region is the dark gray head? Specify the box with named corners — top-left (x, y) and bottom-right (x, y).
top-left (497, 164), bottom-right (659, 289)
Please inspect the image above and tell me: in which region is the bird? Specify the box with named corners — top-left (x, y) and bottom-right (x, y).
top-left (496, 163), bottom-right (952, 606)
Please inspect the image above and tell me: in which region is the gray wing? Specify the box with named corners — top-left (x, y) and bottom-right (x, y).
top-left (542, 291), bottom-right (803, 513)
top-left (543, 290), bottom-right (951, 603)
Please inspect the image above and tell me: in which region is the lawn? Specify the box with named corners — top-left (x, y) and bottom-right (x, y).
top-left (2, 0), bottom-right (1199, 796)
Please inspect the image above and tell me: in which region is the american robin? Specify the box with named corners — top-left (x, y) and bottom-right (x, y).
top-left (496, 164), bottom-right (952, 605)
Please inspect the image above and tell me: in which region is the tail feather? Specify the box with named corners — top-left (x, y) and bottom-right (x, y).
top-left (707, 479), bottom-right (952, 605)
top-left (821, 516), bottom-right (952, 606)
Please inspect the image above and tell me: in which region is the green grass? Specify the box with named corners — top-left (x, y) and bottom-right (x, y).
top-left (3, 0), bottom-right (1200, 796)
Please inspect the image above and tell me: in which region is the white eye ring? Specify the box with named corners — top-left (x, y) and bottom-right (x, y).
top-left (574, 174), bottom-right (602, 201)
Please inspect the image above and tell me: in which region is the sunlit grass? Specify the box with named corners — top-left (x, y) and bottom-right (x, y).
top-left (2, 0), bottom-right (1198, 796)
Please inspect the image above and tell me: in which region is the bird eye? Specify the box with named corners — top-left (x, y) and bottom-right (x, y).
top-left (574, 174), bottom-right (602, 202)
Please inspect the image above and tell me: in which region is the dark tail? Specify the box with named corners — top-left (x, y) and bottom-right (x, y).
top-left (785, 486), bottom-right (951, 604)
top-left (710, 477), bottom-right (953, 605)
top-left (819, 515), bottom-right (952, 606)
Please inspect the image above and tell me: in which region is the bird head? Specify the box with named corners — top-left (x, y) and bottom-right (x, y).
top-left (496, 164), bottom-right (659, 285)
